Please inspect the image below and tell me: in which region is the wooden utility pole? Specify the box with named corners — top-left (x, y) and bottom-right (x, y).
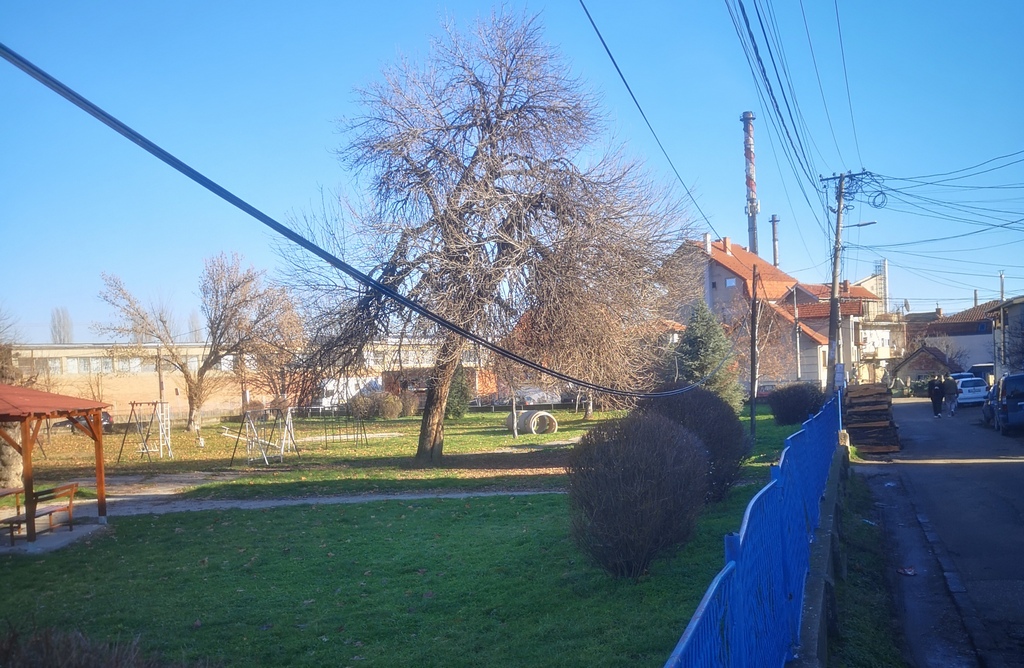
top-left (750, 264), bottom-right (759, 438)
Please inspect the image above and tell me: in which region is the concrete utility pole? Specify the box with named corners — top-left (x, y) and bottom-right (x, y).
top-left (822, 171), bottom-right (872, 397)
top-left (741, 111), bottom-right (760, 255)
top-left (825, 175), bottom-right (847, 397)
top-left (794, 285), bottom-right (802, 381)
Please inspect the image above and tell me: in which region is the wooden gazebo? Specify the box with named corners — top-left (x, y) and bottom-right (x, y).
top-left (0, 384), bottom-right (108, 542)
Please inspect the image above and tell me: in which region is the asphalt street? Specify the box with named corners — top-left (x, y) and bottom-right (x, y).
top-left (859, 397), bottom-right (1024, 668)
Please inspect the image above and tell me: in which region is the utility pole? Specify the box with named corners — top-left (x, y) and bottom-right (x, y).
top-left (750, 264), bottom-right (759, 438)
top-left (825, 174), bottom-right (846, 397)
top-left (794, 286), bottom-right (802, 381)
top-left (821, 171), bottom-right (871, 397)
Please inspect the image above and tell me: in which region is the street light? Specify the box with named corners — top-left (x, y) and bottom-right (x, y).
top-left (826, 219), bottom-right (876, 396)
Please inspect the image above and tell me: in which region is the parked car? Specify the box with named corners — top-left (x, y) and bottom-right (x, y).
top-left (950, 372), bottom-right (974, 382)
top-left (993, 373), bottom-right (1024, 436)
top-left (51, 411), bottom-right (114, 435)
top-left (982, 386), bottom-right (998, 426)
top-left (956, 377), bottom-right (988, 407)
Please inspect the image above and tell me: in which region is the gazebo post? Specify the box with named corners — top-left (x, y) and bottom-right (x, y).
top-left (21, 419), bottom-right (35, 542)
top-left (92, 411), bottom-right (107, 523)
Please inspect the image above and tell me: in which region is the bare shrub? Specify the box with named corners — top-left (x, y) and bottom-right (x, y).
top-left (348, 394), bottom-right (374, 419)
top-left (0, 626), bottom-right (212, 667)
top-left (377, 393), bottom-right (403, 420)
top-left (566, 412), bottom-right (708, 579)
top-left (400, 390), bottom-right (419, 417)
top-left (766, 383), bottom-right (826, 425)
top-left (639, 386), bottom-right (750, 503)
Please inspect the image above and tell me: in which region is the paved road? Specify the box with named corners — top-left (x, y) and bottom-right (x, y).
top-left (860, 397), bottom-right (1024, 668)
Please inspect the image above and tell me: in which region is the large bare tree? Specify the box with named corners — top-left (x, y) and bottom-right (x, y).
top-left (99, 253), bottom-right (289, 429)
top-left (285, 11), bottom-right (699, 464)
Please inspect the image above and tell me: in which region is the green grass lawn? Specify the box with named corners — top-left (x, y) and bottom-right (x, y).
top-left (3, 405), bottom-right (817, 666)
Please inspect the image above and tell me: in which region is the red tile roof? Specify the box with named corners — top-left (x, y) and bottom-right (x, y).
top-left (779, 301), bottom-right (864, 319)
top-left (701, 238), bottom-right (798, 301)
top-left (940, 300), bottom-right (1001, 323)
top-left (767, 302), bottom-right (828, 345)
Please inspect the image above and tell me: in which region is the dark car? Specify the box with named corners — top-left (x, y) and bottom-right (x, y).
top-left (993, 373), bottom-right (1024, 436)
top-left (982, 386), bottom-right (998, 427)
top-left (52, 411), bottom-right (114, 435)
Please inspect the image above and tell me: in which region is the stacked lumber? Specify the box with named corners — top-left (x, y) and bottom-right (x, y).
top-left (843, 383), bottom-right (900, 453)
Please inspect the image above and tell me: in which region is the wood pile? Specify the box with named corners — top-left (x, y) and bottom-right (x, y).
top-left (843, 383), bottom-right (900, 453)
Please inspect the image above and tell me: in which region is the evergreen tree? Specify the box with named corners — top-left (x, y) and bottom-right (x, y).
top-left (672, 300), bottom-right (745, 412)
top-left (444, 365), bottom-right (472, 419)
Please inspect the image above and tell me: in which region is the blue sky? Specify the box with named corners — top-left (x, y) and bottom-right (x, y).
top-left (3, 1), bottom-right (1023, 343)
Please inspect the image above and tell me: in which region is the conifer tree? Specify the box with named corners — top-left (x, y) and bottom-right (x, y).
top-left (672, 300), bottom-right (745, 412)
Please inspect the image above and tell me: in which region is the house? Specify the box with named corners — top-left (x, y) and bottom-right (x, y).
top-left (699, 235), bottom-right (830, 390)
top-left (920, 301), bottom-right (998, 371)
top-left (889, 345), bottom-right (964, 390)
top-left (987, 296), bottom-right (1024, 378)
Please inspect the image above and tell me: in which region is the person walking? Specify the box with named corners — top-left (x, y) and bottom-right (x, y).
top-left (927, 375), bottom-right (944, 417)
top-left (942, 373), bottom-right (959, 417)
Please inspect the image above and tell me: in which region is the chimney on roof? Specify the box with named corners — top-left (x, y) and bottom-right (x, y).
top-left (723, 237), bottom-right (732, 255)
top-left (704, 233), bottom-right (712, 255)
top-left (974, 289), bottom-right (979, 307)
top-left (842, 279), bottom-right (850, 294)
top-left (936, 307), bottom-right (943, 318)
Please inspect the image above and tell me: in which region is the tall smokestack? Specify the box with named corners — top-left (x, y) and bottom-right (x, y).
top-left (741, 111), bottom-right (760, 255)
top-left (770, 214), bottom-right (780, 267)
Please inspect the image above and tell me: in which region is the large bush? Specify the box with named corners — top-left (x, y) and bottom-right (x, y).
top-left (639, 386), bottom-right (750, 503)
top-left (348, 392), bottom-right (403, 419)
top-left (766, 383), bottom-right (825, 425)
top-left (566, 412), bottom-right (708, 579)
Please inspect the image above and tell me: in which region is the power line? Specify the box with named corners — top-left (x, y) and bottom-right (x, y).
top-left (0, 40), bottom-right (709, 400)
top-left (576, 0), bottom-right (722, 240)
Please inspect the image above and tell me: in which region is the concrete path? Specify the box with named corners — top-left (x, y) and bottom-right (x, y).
top-left (859, 397), bottom-right (1024, 668)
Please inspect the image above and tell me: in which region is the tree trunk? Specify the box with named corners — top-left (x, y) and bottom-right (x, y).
top-left (584, 392), bottom-right (594, 420)
top-left (415, 335), bottom-right (463, 466)
top-left (0, 425), bottom-right (23, 489)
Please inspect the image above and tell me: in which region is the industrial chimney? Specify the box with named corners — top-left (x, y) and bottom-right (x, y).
top-left (741, 111), bottom-right (760, 255)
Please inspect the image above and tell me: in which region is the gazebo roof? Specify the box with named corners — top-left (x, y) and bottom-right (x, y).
top-left (0, 384), bottom-right (108, 422)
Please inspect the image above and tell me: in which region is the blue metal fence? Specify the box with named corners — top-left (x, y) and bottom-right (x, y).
top-left (664, 395), bottom-right (842, 667)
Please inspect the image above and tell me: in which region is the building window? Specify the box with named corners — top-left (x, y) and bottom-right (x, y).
top-left (711, 281), bottom-right (717, 289)
top-left (725, 278), bottom-right (737, 288)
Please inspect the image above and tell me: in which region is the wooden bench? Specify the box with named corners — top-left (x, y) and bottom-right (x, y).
top-left (0, 483), bottom-right (79, 546)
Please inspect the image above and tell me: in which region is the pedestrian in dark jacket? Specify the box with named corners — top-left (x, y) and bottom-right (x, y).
top-left (927, 375), bottom-right (944, 417)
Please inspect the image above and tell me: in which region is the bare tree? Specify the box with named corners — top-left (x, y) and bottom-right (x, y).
top-left (284, 11), bottom-right (700, 464)
top-left (235, 288), bottom-right (307, 407)
top-left (50, 306), bottom-right (73, 344)
top-left (99, 253), bottom-right (288, 429)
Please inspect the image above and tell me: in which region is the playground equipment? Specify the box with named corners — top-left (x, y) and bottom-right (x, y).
top-left (229, 407), bottom-right (300, 466)
top-left (117, 401), bottom-right (172, 462)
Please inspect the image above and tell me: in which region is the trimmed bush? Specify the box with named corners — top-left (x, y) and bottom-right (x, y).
top-left (639, 386), bottom-right (750, 503)
top-left (766, 383), bottom-right (826, 425)
top-left (566, 412), bottom-right (708, 579)
top-left (377, 393), bottom-right (403, 420)
top-left (400, 390), bottom-right (419, 417)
